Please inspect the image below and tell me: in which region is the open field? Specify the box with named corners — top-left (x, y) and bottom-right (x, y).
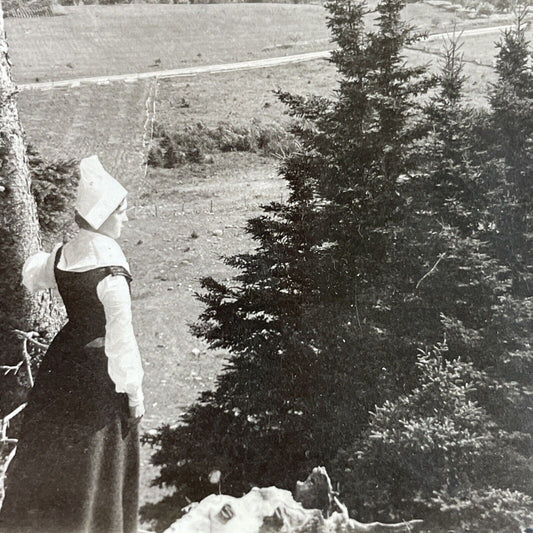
top-left (6, 4), bottom-right (331, 83)
top-left (18, 80), bottom-right (151, 188)
top-left (17, 45), bottom-right (504, 174)
top-left (124, 153), bottom-right (286, 519)
top-left (17, 61), bottom-right (338, 189)
top-left (9, 1), bottom-right (533, 527)
top-left (6, 2), bottom-right (515, 84)
top-left (414, 27), bottom-right (533, 68)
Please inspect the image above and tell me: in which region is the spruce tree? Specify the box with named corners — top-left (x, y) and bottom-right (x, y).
top-left (146, 6), bottom-right (533, 531)
top-left (486, 6), bottom-right (533, 296)
top-left (145, 0), bottom-right (433, 515)
top-left (332, 28), bottom-right (533, 531)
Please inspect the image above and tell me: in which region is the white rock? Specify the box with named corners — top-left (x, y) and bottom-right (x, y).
top-left (163, 468), bottom-right (424, 533)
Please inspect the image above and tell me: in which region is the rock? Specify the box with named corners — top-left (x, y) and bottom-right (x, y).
top-left (212, 229), bottom-right (223, 237)
top-left (163, 467), bottom-right (424, 533)
top-left (163, 486), bottom-right (311, 533)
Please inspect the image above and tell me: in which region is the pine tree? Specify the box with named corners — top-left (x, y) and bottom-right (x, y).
top-left (486, 6), bottom-right (533, 296)
top-left (332, 28), bottom-right (533, 530)
top-left (146, 5), bottom-right (533, 531)
top-left (335, 345), bottom-right (533, 531)
top-left (145, 0), bottom-right (433, 520)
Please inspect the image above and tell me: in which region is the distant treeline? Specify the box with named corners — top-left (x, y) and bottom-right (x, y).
top-left (4, 0), bottom-right (54, 17)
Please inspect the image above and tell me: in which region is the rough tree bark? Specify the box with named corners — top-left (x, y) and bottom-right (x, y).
top-left (0, 0), bottom-right (55, 414)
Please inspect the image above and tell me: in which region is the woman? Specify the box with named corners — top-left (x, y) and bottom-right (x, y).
top-left (0, 155), bottom-right (144, 533)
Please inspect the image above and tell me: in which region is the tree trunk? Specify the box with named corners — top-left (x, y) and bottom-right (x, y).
top-left (0, 0), bottom-right (55, 414)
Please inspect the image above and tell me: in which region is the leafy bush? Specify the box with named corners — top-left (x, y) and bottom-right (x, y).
top-left (28, 146), bottom-right (78, 236)
top-left (147, 120), bottom-right (299, 167)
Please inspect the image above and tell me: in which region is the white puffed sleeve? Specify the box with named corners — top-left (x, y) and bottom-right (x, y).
top-left (22, 243), bottom-right (62, 292)
top-left (97, 274), bottom-right (144, 407)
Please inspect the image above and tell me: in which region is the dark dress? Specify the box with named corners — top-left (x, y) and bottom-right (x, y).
top-left (0, 248), bottom-right (140, 533)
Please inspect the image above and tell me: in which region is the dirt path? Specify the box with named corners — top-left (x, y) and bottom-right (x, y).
top-left (19, 24), bottom-right (512, 92)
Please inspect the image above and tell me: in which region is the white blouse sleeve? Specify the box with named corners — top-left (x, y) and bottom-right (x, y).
top-left (22, 243), bottom-right (62, 292)
top-left (96, 274), bottom-right (144, 407)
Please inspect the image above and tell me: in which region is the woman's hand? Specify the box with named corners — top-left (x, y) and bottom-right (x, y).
top-left (129, 402), bottom-right (145, 422)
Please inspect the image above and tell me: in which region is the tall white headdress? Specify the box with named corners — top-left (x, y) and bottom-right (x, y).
top-left (76, 155), bottom-right (127, 229)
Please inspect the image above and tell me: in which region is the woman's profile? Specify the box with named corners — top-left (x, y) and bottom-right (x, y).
top-left (0, 155), bottom-right (144, 533)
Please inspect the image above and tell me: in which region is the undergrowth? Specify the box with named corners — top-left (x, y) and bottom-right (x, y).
top-left (147, 120), bottom-right (299, 168)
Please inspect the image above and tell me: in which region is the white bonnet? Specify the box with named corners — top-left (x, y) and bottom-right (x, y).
top-left (75, 155), bottom-right (127, 229)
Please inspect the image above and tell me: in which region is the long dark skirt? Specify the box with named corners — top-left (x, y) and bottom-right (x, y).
top-left (0, 327), bottom-right (140, 533)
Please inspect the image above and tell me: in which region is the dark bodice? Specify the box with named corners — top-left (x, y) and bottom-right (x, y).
top-left (19, 247), bottom-right (134, 434)
top-left (53, 246), bottom-right (132, 346)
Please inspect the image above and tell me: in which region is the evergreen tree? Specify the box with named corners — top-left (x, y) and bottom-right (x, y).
top-left (486, 5), bottom-right (533, 297)
top-left (332, 28), bottom-right (533, 531)
top-left (146, 4), bottom-right (533, 531)
top-left (145, 0), bottom-right (433, 517)
top-left (335, 345), bottom-right (533, 531)
top-left (468, 7), bottom-right (533, 443)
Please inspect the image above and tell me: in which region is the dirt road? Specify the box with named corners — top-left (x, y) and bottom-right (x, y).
top-left (19, 24), bottom-right (512, 91)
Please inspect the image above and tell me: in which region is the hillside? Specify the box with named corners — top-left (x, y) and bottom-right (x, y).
top-left (6, 1), bottom-right (533, 522)
top-left (5, 2), bottom-right (510, 83)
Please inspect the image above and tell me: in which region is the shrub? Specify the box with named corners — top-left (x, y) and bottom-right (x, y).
top-left (332, 345), bottom-right (533, 531)
top-left (476, 1), bottom-right (494, 15)
top-left (28, 146), bottom-right (78, 236)
top-left (147, 120), bottom-right (298, 167)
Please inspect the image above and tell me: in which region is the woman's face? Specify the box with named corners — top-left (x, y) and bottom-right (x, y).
top-left (98, 198), bottom-right (128, 239)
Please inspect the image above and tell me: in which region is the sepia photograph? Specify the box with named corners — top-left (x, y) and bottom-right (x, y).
top-left (0, 0), bottom-right (532, 530)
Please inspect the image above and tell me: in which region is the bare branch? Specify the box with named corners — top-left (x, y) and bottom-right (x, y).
top-left (415, 253), bottom-right (446, 290)
top-left (13, 329), bottom-right (49, 349)
top-left (21, 339), bottom-right (34, 388)
top-left (2, 403), bottom-right (27, 426)
top-left (0, 361), bottom-right (23, 375)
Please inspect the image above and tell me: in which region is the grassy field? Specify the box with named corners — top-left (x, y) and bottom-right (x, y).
top-left (18, 80), bottom-right (151, 187)
top-left (6, 2), bottom-right (509, 83)
top-left (125, 153), bottom-right (285, 519)
top-left (414, 29), bottom-right (530, 68)
top-left (6, 3), bottom-right (331, 83)
top-left (9, 1), bottom-right (531, 528)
